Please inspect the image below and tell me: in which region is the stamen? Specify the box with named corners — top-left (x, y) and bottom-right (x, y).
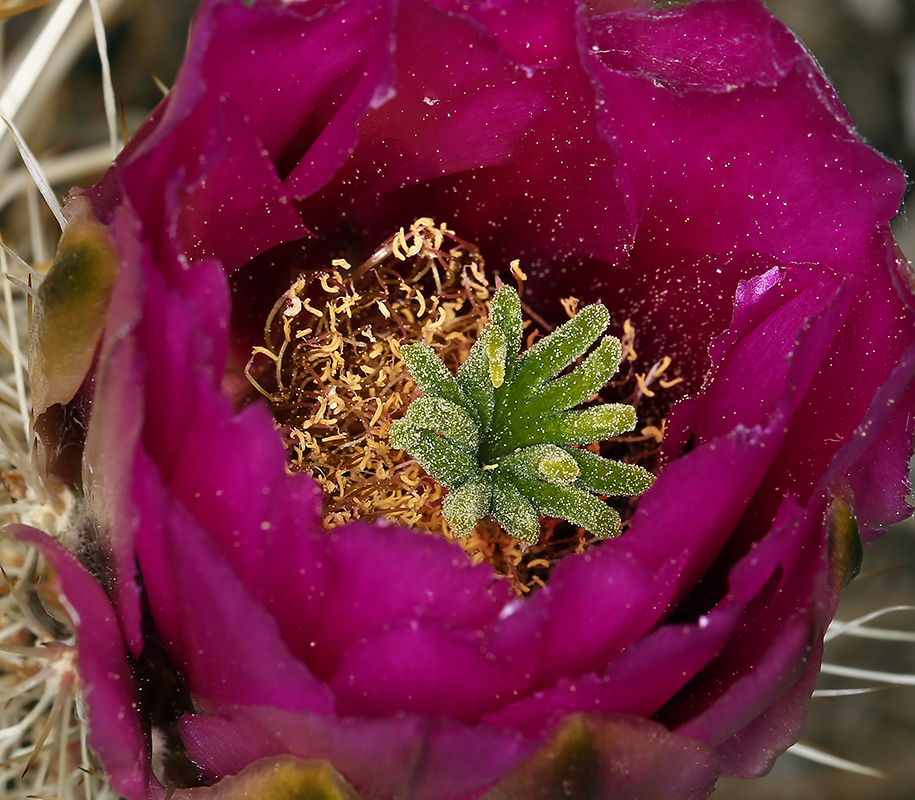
top-left (247, 220), bottom-right (490, 540)
top-left (560, 296), bottom-right (580, 318)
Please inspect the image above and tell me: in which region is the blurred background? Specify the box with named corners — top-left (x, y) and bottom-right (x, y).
top-left (0, 0), bottom-right (913, 798)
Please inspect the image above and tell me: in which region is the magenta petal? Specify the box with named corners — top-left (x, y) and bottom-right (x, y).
top-left (546, 0), bottom-right (908, 396)
top-left (666, 496), bottom-right (828, 768)
top-left (677, 266), bottom-right (854, 545)
top-left (588, 1), bottom-right (904, 275)
top-left (163, 388), bottom-right (330, 664)
top-left (133, 255), bottom-right (230, 479)
top-left (89, 96), bottom-right (306, 276)
top-left (588, 0), bottom-right (801, 91)
top-left (428, 0), bottom-right (580, 64)
top-left (131, 455), bottom-right (332, 715)
top-left (84, 5), bottom-right (310, 272)
top-left (7, 526), bottom-right (162, 800)
top-left (180, 705), bottom-right (538, 800)
top-left (296, 0), bottom-right (560, 233)
top-left (79, 204), bottom-right (152, 655)
top-left (101, 203), bottom-right (232, 476)
top-left (330, 608), bottom-right (545, 722)
top-left (845, 348), bottom-right (915, 530)
top-left (155, 0), bottom-right (402, 206)
top-left (308, 523), bottom-right (513, 680)
top-left (483, 606), bottom-right (742, 738)
top-left (167, 98), bottom-right (309, 272)
top-left (528, 407), bottom-right (794, 693)
top-left (34, 0), bottom-right (915, 793)
top-left (110, 200), bottom-right (334, 664)
top-left (752, 255), bottom-right (915, 537)
top-left (406, 68), bottom-right (634, 271)
top-left (619, 414), bottom-right (788, 602)
top-left (714, 641), bottom-right (823, 778)
top-left (526, 546), bottom-right (684, 687)
top-left (822, 288), bottom-right (915, 533)
top-left (194, 0), bottom-right (394, 168)
top-left (675, 615), bottom-right (814, 764)
top-left (695, 268), bottom-right (850, 441)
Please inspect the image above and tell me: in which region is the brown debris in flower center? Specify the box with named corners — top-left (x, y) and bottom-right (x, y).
top-left (247, 219), bottom-right (673, 596)
top-left (247, 219), bottom-right (489, 533)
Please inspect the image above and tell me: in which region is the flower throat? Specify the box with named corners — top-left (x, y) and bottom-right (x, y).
top-left (247, 220), bottom-right (672, 594)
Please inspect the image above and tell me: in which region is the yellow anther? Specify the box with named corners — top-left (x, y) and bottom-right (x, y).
top-left (392, 228), bottom-right (409, 260)
top-left (560, 296), bottom-right (580, 318)
top-left (283, 296), bottom-right (303, 317)
top-left (634, 372), bottom-right (655, 397)
top-left (302, 298), bottom-right (323, 316)
top-left (641, 419), bottom-right (666, 443)
top-left (319, 272), bottom-right (340, 294)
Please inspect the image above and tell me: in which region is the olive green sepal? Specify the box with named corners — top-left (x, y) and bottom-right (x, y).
top-left (826, 483), bottom-right (864, 589)
top-left (479, 714), bottom-right (720, 800)
top-left (29, 195), bottom-right (120, 416)
top-left (171, 756), bottom-right (362, 800)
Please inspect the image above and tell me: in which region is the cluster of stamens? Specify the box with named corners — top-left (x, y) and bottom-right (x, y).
top-left (246, 219), bottom-right (491, 534)
top-left (248, 220), bottom-right (675, 594)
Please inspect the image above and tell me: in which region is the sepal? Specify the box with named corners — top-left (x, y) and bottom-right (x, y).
top-left (388, 424), bottom-right (476, 489)
top-left (171, 756), bottom-right (362, 800)
top-left (513, 476), bottom-right (622, 539)
top-left (397, 396), bottom-right (479, 452)
top-left (491, 475), bottom-right (541, 544)
top-left (478, 714), bottom-right (719, 800)
top-left (517, 404), bottom-right (636, 449)
top-left (29, 196), bottom-right (120, 416)
top-left (505, 303), bottom-right (610, 403)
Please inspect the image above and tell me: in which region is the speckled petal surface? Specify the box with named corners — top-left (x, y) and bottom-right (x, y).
top-left (180, 705), bottom-right (539, 800)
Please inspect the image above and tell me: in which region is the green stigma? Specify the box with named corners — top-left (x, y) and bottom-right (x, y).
top-left (389, 283), bottom-right (654, 545)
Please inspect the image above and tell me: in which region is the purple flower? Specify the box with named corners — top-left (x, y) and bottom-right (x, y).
top-left (14, 0), bottom-right (915, 798)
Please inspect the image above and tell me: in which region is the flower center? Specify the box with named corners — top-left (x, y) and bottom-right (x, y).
top-left (247, 220), bottom-right (675, 595)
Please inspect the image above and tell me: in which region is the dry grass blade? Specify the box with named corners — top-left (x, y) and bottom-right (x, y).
top-left (0, 0), bottom-right (56, 22)
top-left (0, 0), bottom-right (82, 127)
top-left (0, 3), bottom-right (137, 796)
top-left (825, 605), bottom-right (915, 643)
top-left (87, 0), bottom-right (119, 157)
top-left (818, 663), bottom-right (915, 686)
top-left (787, 743), bottom-right (889, 780)
top-left (1, 115), bottom-right (66, 229)
top-left (0, 269), bottom-right (29, 444)
top-left (21, 671), bottom-right (73, 777)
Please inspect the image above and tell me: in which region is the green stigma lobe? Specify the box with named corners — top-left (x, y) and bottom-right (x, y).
top-left (486, 326), bottom-right (507, 388)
